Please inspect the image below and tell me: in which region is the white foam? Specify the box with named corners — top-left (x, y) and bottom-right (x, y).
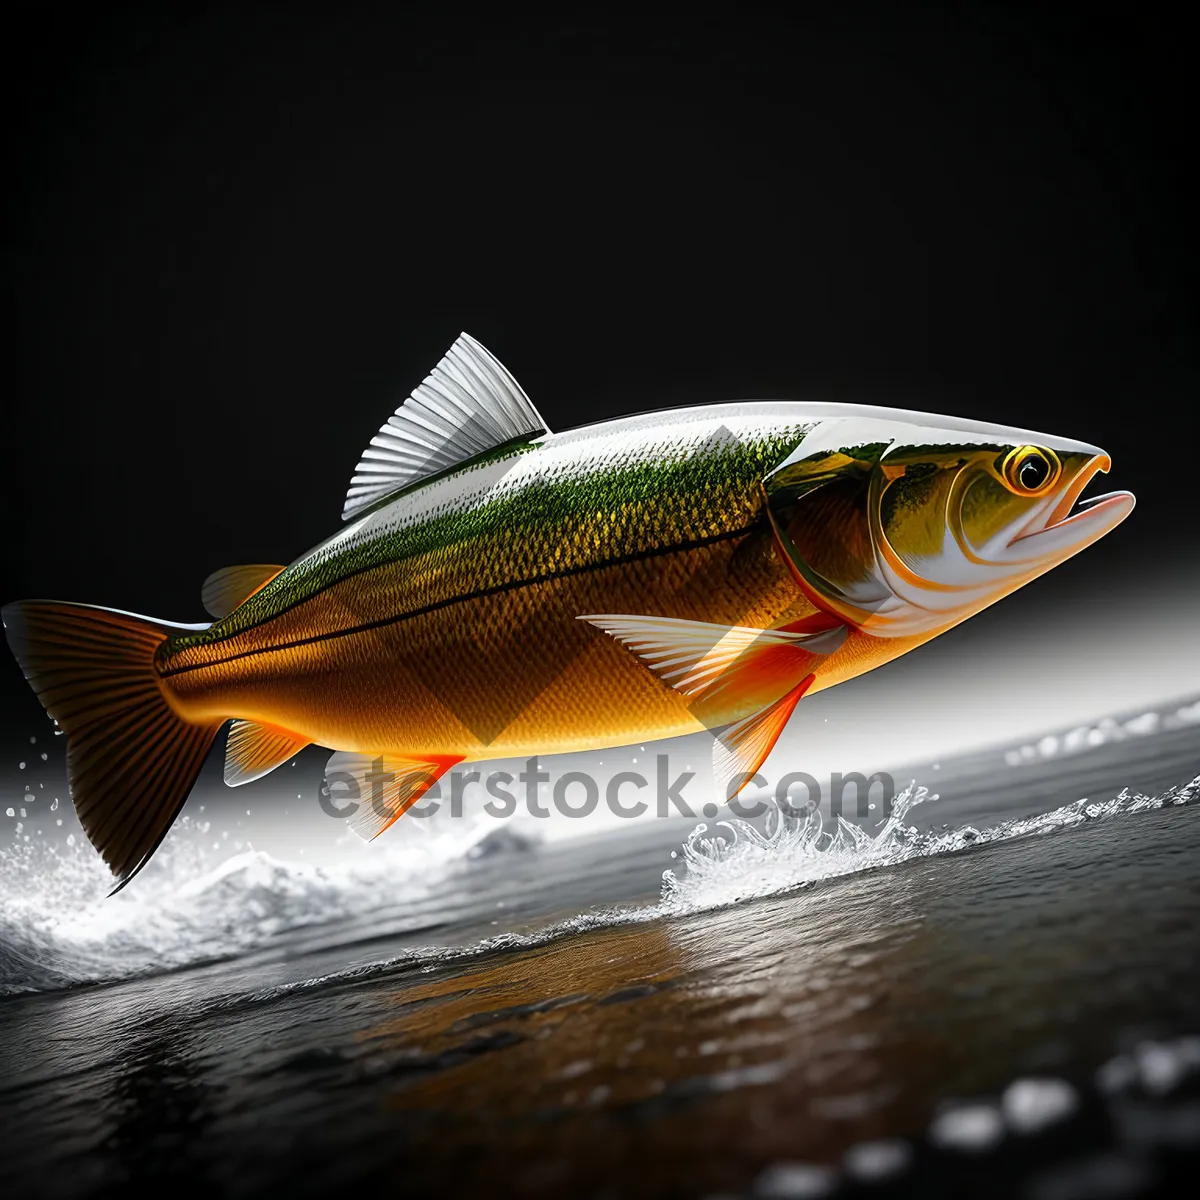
top-left (0, 815), bottom-right (464, 995)
top-left (659, 775), bottom-right (1199, 914)
top-left (1003, 698), bottom-right (1198, 766)
top-left (3, 767), bottom-right (1198, 998)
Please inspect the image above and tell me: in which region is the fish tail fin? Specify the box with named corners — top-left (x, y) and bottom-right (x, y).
top-left (2, 600), bottom-right (223, 891)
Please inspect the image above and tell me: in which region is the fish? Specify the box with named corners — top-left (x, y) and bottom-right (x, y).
top-left (3, 333), bottom-right (1135, 887)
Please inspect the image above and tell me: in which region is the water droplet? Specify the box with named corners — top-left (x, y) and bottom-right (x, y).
top-left (1002, 1077), bottom-right (1078, 1133)
top-left (754, 1162), bottom-right (836, 1198)
top-left (50, 798), bottom-right (58, 811)
top-left (18, 762), bottom-right (26, 770)
top-left (19, 808), bottom-right (26, 819)
top-left (844, 1140), bottom-right (912, 1183)
top-left (55, 819), bottom-right (62, 827)
top-left (40, 752), bottom-right (47, 761)
top-left (4, 808), bottom-right (12, 818)
top-left (929, 1104), bottom-right (1003, 1151)
top-left (66, 833), bottom-right (75, 846)
top-left (30, 736), bottom-right (36, 744)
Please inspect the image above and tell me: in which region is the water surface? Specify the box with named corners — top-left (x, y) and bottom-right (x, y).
top-left (2, 700), bottom-right (1199, 1198)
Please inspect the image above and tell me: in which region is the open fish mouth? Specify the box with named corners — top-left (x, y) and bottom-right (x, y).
top-left (1012, 453), bottom-right (1135, 548)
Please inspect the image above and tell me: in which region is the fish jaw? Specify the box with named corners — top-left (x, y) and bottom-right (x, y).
top-left (1007, 452), bottom-right (1136, 560)
top-left (762, 415), bottom-right (1137, 642)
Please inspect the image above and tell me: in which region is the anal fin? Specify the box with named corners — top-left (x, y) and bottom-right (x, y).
top-left (202, 565), bottom-right (286, 619)
top-left (225, 720), bottom-right (311, 786)
top-left (324, 752), bottom-right (462, 841)
top-left (714, 674), bottom-right (816, 802)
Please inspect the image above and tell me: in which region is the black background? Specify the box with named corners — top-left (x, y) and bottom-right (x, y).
top-left (2, 3), bottom-right (1193, 657)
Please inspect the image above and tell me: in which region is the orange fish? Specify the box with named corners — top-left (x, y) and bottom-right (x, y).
top-left (3, 334), bottom-right (1134, 886)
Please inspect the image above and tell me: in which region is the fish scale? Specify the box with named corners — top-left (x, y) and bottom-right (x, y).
top-left (163, 459), bottom-right (812, 754)
top-left (3, 333), bottom-right (1133, 885)
top-left (158, 417), bottom-right (811, 752)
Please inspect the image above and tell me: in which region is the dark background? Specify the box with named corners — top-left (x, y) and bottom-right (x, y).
top-left (1, 3), bottom-right (1194, 721)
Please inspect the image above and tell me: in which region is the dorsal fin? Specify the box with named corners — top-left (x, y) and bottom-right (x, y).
top-left (342, 333), bottom-right (550, 521)
top-left (202, 565), bottom-right (286, 619)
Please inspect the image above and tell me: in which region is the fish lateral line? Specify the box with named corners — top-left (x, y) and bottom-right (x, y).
top-left (1, 329), bottom-right (1134, 889)
top-left (158, 521), bottom-right (766, 679)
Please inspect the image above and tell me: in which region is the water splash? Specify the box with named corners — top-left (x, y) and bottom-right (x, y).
top-left (0, 813), bottom-right (463, 996)
top-left (3, 759), bottom-right (1198, 998)
top-left (661, 776), bottom-right (1200, 912)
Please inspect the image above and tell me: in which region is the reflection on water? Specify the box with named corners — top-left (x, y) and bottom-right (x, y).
top-left (1, 713), bottom-right (1199, 1197)
top-left (103, 1034), bottom-right (215, 1191)
top-left (8, 807), bottom-right (1192, 1196)
top-left (322, 818), bottom-right (1200, 1196)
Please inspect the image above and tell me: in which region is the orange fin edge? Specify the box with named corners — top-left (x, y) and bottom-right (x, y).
top-left (323, 753), bottom-right (463, 841)
top-left (714, 673), bottom-right (816, 803)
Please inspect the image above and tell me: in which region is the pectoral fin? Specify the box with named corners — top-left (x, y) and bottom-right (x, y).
top-left (714, 674), bottom-right (816, 802)
top-left (579, 613), bottom-right (844, 703)
top-left (225, 720), bottom-right (311, 786)
top-left (580, 614), bottom-right (834, 809)
top-left (324, 752), bottom-right (462, 841)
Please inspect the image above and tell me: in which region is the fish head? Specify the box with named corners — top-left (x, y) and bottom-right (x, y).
top-left (763, 412), bottom-right (1135, 637)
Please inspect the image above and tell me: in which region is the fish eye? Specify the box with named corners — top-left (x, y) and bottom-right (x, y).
top-left (1001, 445), bottom-right (1060, 496)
